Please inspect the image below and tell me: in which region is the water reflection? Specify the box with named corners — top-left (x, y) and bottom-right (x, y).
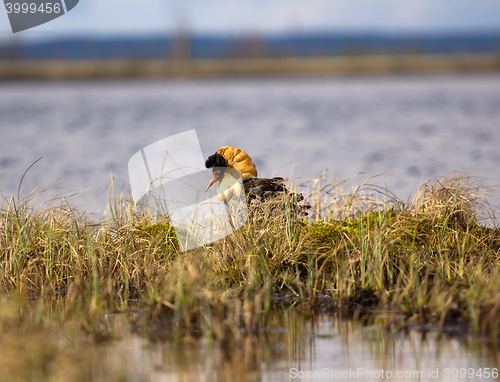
top-left (107, 311), bottom-right (500, 381)
top-left (298, 317), bottom-right (500, 382)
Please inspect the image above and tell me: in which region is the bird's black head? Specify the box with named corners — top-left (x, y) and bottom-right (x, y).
top-left (205, 152), bottom-right (228, 192)
top-left (205, 152), bottom-right (227, 169)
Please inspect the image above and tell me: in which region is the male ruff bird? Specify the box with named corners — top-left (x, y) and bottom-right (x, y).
top-left (204, 146), bottom-right (308, 214)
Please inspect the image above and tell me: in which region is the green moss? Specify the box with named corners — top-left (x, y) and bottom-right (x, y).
top-left (307, 211), bottom-right (398, 250)
top-left (137, 221), bottom-right (179, 252)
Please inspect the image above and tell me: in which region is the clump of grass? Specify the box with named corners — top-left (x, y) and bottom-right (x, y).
top-left (1, 171), bottom-right (500, 369)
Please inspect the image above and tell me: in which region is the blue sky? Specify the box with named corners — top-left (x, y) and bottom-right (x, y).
top-left (1, 0), bottom-right (500, 40)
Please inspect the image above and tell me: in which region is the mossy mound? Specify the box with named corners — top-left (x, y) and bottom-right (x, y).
top-left (137, 222), bottom-right (179, 252)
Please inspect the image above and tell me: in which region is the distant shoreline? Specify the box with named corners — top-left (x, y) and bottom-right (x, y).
top-left (0, 53), bottom-right (499, 80)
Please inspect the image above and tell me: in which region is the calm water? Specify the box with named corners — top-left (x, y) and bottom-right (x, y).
top-left (102, 312), bottom-right (500, 382)
top-left (1, 75), bottom-right (500, 380)
top-left (0, 74), bottom-right (500, 213)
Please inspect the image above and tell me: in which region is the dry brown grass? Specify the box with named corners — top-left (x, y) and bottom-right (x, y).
top-left (0, 173), bottom-right (500, 380)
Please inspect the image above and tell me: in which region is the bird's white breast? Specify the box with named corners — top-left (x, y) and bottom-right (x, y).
top-left (216, 172), bottom-right (243, 204)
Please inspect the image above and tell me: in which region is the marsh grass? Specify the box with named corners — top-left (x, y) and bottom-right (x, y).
top-left (1, 172), bottom-right (500, 379)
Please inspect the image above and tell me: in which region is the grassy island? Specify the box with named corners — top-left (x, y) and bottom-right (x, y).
top-left (0, 173), bottom-right (499, 380)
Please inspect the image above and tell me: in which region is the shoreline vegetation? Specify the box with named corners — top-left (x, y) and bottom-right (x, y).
top-left (1, 173), bottom-right (500, 379)
top-left (0, 53), bottom-right (499, 80)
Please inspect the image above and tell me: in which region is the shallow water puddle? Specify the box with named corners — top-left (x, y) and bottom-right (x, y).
top-left (101, 312), bottom-right (500, 382)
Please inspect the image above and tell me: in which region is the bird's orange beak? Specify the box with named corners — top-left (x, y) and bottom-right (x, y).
top-left (205, 178), bottom-right (217, 192)
top-left (205, 171), bottom-right (220, 192)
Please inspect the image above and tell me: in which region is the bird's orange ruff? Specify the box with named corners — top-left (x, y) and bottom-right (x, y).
top-left (216, 146), bottom-right (258, 181)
